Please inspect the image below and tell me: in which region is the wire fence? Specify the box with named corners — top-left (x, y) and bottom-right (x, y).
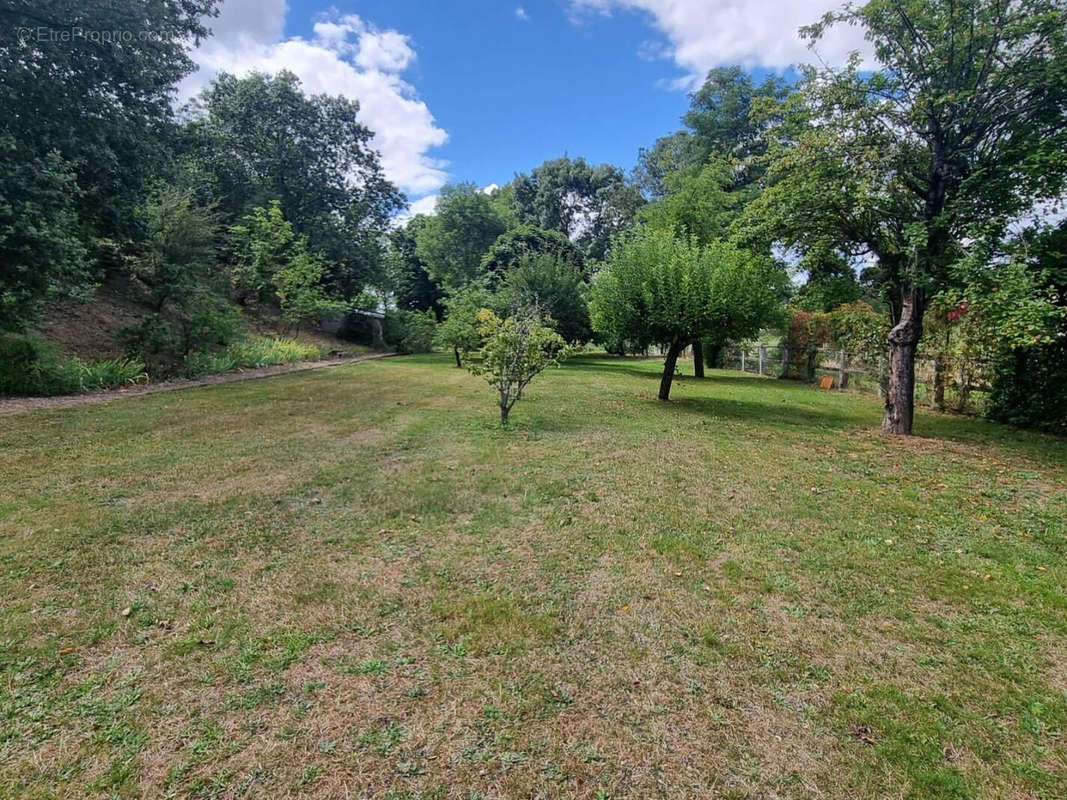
top-left (719, 344), bottom-right (993, 415)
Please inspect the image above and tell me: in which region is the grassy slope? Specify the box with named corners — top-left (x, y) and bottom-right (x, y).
top-left (1, 354), bottom-right (1064, 799)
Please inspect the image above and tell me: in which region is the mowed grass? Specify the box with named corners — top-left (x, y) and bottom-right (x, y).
top-left (1, 354), bottom-right (1065, 799)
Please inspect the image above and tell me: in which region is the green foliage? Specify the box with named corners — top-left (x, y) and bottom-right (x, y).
top-left (638, 159), bottom-right (739, 246)
top-left (498, 254), bottom-right (591, 344)
top-left (0, 333), bottom-right (145, 397)
top-left (0, 140), bottom-right (90, 331)
top-left (3, 0), bottom-right (218, 242)
top-left (414, 184), bottom-right (508, 289)
top-left (635, 67), bottom-right (791, 196)
top-left (386, 216), bottom-right (444, 316)
top-left (590, 227), bottom-right (783, 353)
top-left (122, 296), bottom-right (242, 377)
top-left (383, 309), bottom-right (437, 354)
top-left (466, 306), bottom-right (572, 424)
top-left (511, 157), bottom-right (643, 260)
top-left (481, 225), bottom-right (585, 280)
top-left (591, 228), bottom-right (784, 398)
top-left (230, 202), bottom-right (344, 325)
top-left (183, 337), bottom-right (324, 377)
top-left (188, 71), bottom-right (402, 296)
top-left (433, 285), bottom-right (500, 367)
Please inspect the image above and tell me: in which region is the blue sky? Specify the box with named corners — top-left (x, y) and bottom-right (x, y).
top-left (185, 1), bottom-right (868, 212)
top-left (283, 0), bottom-right (691, 189)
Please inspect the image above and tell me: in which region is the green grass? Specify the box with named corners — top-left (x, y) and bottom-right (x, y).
top-left (1, 354), bottom-right (1064, 799)
top-left (182, 336), bottom-right (327, 377)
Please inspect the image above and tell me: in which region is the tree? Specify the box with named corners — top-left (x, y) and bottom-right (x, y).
top-left (434, 284), bottom-right (498, 367)
top-left (635, 67), bottom-right (791, 196)
top-left (498, 254), bottom-right (591, 343)
top-left (1, 0), bottom-right (219, 323)
top-left (229, 202), bottom-right (342, 326)
top-left (481, 225), bottom-right (585, 281)
top-left (414, 183), bottom-right (507, 289)
top-left (187, 71), bottom-right (403, 297)
top-left (386, 216), bottom-right (444, 317)
top-left (467, 306), bottom-right (571, 425)
top-left (753, 0), bottom-right (1067, 434)
top-left (590, 228), bottom-right (784, 400)
top-left (512, 157), bottom-right (644, 260)
top-left (122, 186), bottom-right (240, 373)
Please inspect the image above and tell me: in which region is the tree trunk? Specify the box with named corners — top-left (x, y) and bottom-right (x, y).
top-left (932, 355), bottom-right (945, 410)
top-left (453, 347), bottom-right (462, 368)
top-left (658, 341), bottom-right (683, 401)
top-left (500, 405), bottom-right (509, 425)
top-left (692, 340), bottom-right (705, 378)
top-left (882, 289), bottom-right (925, 435)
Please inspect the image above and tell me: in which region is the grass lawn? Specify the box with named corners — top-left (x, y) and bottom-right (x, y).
top-left (1, 354), bottom-right (1065, 799)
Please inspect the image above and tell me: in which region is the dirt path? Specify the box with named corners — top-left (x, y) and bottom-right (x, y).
top-left (0, 353), bottom-right (397, 416)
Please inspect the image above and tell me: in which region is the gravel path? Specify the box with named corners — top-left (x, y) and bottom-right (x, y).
top-left (0, 353), bottom-right (396, 416)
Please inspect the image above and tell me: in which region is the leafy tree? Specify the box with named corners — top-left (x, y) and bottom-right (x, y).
top-left (635, 67), bottom-right (791, 196)
top-left (498, 254), bottom-right (591, 343)
top-left (512, 157), bottom-right (643, 260)
top-left (187, 71), bottom-right (403, 296)
top-left (481, 225), bottom-right (585, 280)
top-left (414, 183), bottom-right (507, 289)
top-left (229, 202), bottom-right (342, 326)
top-left (1, 0), bottom-right (219, 323)
top-left (122, 186), bottom-right (240, 373)
top-left (386, 216), bottom-right (444, 317)
top-left (639, 159), bottom-right (739, 247)
top-left (467, 306), bottom-right (571, 425)
top-left (751, 0), bottom-right (1067, 434)
top-left (433, 284), bottom-right (498, 367)
top-left (590, 228), bottom-right (784, 400)
top-left (0, 144), bottom-right (88, 331)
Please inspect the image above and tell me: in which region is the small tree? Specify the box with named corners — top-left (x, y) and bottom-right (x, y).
top-left (467, 306), bottom-right (571, 425)
top-left (590, 227), bottom-right (783, 400)
top-left (434, 284), bottom-right (496, 367)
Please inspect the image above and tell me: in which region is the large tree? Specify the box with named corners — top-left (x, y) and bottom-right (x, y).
top-left (386, 216), bottom-right (445, 318)
top-left (0, 0), bottom-right (219, 329)
top-left (186, 71), bottom-right (403, 298)
top-left (511, 156), bottom-right (643, 260)
top-left (590, 228), bottom-right (784, 400)
top-left (749, 0), bottom-right (1067, 434)
top-left (414, 183), bottom-right (507, 289)
top-left (635, 67), bottom-right (791, 197)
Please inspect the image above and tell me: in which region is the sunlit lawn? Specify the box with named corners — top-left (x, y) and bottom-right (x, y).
top-left (1, 354), bottom-right (1065, 799)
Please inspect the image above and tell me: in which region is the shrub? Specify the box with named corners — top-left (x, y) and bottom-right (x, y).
top-left (384, 308), bottom-right (437, 354)
top-left (0, 333), bottom-right (145, 396)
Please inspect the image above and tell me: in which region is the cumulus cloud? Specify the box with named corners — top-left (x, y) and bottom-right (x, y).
top-left (184, 1), bottom-right (448, 198)
top-left (516, 6), bottom-right (530, 22)
top-left (568, 0), bottom-right (871, 83)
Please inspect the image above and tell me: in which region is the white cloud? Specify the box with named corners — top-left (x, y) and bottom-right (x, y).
top-left (568, 0), bottom-right (871, 83)
top-left (183, 2), bottom-right (448, 198)
top-left (516, 6), bottom-right (530, 22)
top-left (481, 183), bottom-right (500, 194)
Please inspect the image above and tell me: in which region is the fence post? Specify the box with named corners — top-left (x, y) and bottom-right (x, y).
top-left (839, 350), bottom-right (849, 389)
top-left (779, 345), bottom-right (789, 378)
top-left (741, 348), bottom-right (746, 373)
top-left (759, 344), bottom-right (766, 375)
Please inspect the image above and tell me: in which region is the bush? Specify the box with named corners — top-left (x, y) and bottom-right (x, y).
top-left (384, 308), bottom-right (437, 354)
top-left (987, 341), bottom-right (1067, 434)
top-left (0, 333), bottom-right (145, 396)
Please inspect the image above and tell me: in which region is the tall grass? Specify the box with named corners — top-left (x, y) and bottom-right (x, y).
top-left (183, 337), bottom-right (325, 377)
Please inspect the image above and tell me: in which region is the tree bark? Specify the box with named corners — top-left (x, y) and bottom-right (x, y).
top-left (453, 347), bottom-right (462, 368)
top-left (932, 354), bottom-right (945, 410)
top-left (658, 341), bottom-right (684, 401)
top-left (882, 289), bottom-right (925, 435)
top-left (692, 340), bottom-right (705, 378)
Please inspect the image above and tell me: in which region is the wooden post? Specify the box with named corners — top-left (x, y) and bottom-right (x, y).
top-left (839, 350), bottom-right (849, 390)
top-left (759, 344), bottom-right (766, 376)
top-left (780, 345), bottom-right (789, 378)
top-left (741, 348), bottom-right (746, 373)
